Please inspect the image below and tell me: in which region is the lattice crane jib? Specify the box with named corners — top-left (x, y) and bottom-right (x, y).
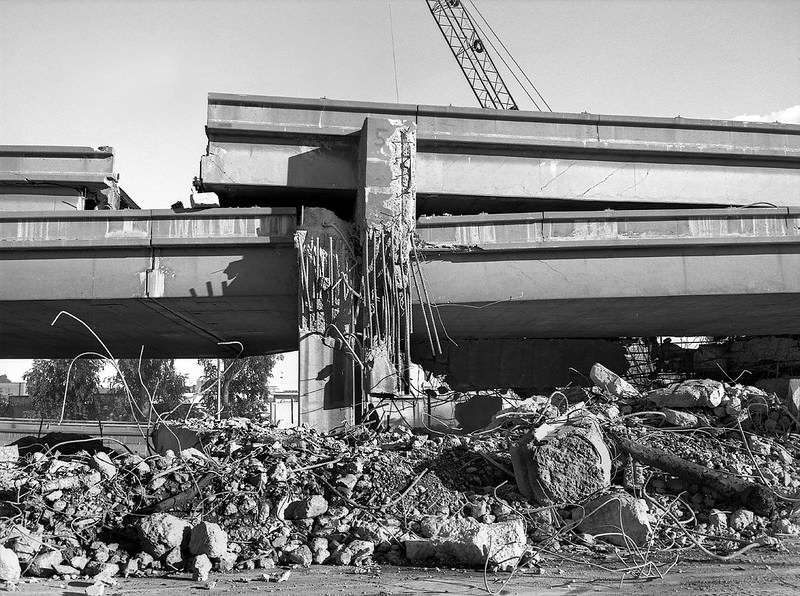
top-left (426, 0), bottom-right (518, 110)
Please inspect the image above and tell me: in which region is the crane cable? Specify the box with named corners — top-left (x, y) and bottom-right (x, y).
top-left (388, 1), bottom-right (401, 103)
top-left (465, 0), bottom-right (552, 112)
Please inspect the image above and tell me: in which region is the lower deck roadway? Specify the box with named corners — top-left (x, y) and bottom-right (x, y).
top-left (1, 207), bottom-right (800, 358)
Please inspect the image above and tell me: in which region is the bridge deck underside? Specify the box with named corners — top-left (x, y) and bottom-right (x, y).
top-left (3, 209), bottom-right (800, 358)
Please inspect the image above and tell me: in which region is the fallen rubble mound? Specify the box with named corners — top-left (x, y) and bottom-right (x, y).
top-left (0, 365), bottom-right (798, 588)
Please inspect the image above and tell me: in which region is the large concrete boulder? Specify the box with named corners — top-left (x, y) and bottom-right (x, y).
top-left (137, 513), bottom-right (191, 559)
top-left (511, 413), bottom-right (611, 506)
top-left (575, 491), bottom-right (651, 548)
top-left (418, 516), bottom-right (526, 570)
top-left (647, 379), bottom-right (724, 408)
top-left (189, 521), bottom-right (228, 559)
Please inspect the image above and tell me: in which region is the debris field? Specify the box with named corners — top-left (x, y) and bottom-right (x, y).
top-left (1, 363), bottom-right (799, 593)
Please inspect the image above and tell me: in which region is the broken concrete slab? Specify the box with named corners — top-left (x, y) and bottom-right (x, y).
top-left (417, 516), bottom-right (526, 570)
top-left (662, 408), bottom-right (700, 428)
top-left (575, 491), bottom-right (651, 548)
top-left (590, 363), bottom-right (639, 399)
top-left (647, 379), bottom-right (725, 408)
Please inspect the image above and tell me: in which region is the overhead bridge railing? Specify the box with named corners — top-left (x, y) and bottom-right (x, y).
top-left (0, 207), bottom-right (297, 250)
top-left (416, 207), bottom-right (800, 251)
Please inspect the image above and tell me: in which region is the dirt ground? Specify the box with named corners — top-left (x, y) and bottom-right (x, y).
top-left (8, 540), bottom-right (800, 596)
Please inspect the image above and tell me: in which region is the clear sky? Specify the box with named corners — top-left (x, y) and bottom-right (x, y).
top-left (1, 0), bottom-right (799, 382)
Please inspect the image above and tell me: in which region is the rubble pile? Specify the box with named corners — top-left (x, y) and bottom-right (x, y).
top-left (0, 364), bottom-right (798, 588)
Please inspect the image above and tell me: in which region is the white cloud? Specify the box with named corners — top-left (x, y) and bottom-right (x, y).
top-left (733, 105), bottom-right (800, 124)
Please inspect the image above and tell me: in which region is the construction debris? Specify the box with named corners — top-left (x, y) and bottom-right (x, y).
top-left (0, 364), bottom-right (798, 587)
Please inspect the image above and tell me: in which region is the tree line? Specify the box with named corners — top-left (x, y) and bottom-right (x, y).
top-left (8, 355), bottom-right (280, 421)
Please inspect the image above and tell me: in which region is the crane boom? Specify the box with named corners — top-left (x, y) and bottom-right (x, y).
top-left (426, 0), bottom-right (518, 110)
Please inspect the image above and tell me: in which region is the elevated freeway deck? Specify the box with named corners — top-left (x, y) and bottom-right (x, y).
top-left (2, 207), bottom-right (799, 359)
top-left (200, 93), bottom-right (800, 215)
top-left (0, 208), bottom-right (297, 358)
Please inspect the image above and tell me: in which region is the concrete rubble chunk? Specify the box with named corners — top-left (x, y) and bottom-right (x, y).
top-left (10, 526), bottom-right (42, 562)
top-left (334, 540), bottom-right (374, 567)
top-left (589, 363), bottom-right (640, 399)
top-left (0, 546), bottom-right (21, 582)
top-left (287, 495), bottom-right (328, 519)
top-left (218, 551), bottom-right (238, 572)
top-left (576, 491), bottom-right (651, 548)
top-left (137, 513), bottom-right (191, 559)
top-left (788, 379), bottom-right (800, 422)
top-left (281, 544), bottom-right (313, 567)
top-left (190, 554), bottom-right (212, 581)
top-left (708, 509), bottom-right (728, 530)
top-left (419, 516), bottom-right (526, 570)
top-left (91, 452), bottom-right (117, 479)
top-left (647, 379), bottom-right (725, 408)
top-left (164, 545), bottom-right (186, 570)
top-left (729, 509), bottom-right (755, 532)
top-left (91, 562), bottom-right (119, 582)
top-left (27, 549), bottom-right (64, 577)
top-left (53, 563), bottom-right (80, 576)
top-left (189, 521), bottom-right (228, 559)
top-left (511, 411), bottom-right (611, 505)
top-left (122, 558), bottom-right (139, 578)
top-left (662, 408), bottom-right (700, 428)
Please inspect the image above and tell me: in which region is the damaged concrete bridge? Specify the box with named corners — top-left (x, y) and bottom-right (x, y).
top-left (2, 94), bottom-right (800, 428)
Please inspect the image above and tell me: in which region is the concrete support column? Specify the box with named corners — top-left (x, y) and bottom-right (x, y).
top-left (357, 118), bottom-right (417, 401)
top-left (296, 208), bottom-right (358, 429)
top-left (297, 118), bottom-right (417, 431)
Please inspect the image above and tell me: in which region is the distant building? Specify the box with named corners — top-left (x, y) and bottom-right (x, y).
top-left (270, 389), bottom-right (300, 426)
top-left (0, 381), bottom-right (31, 417)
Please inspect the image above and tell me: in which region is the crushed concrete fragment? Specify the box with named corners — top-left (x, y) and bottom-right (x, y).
top-left (662, 408), bottom-right (700, 428)
top-left (647, 379), bottom-right (725, 408)
top-left (190, 522), bottom-right (228, 559)
top-left (729, 509), bottom-right (755, 532)
top-left (287, 495), bottom-right (328, 519)
top-left (91, 452), bottom-right (117, 479)
top-left (419, 516), bottom-right (526, 570)
top-left (590, 363), bottom-right (640, 399)
top-left (335, 540), bottom-right (374, 567)
top-left (190, 554), bottom-right (212, 581)
top-left (0, 546), bottom-right (21, 582)
top-left (281, 544), bottom-right (313, 567)
top-left (575, 491), bottom-right (651, 548)
top-left (27, 549), bottom-right (63, 577)
top-left (137, 513), bottom-right (190, 558)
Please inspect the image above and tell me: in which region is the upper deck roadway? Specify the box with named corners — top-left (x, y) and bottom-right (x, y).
top-left (2, 95), bottom-right (800, 358)
top-left (200, 93), bottom-right (800, 214)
